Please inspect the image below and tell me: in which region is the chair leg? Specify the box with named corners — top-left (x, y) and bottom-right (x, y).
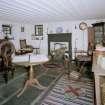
top-left (3, 66), bottom-right (15, 83)
top-left (7, 65), bottom-right (15, 78)
top-left (10, 66), bottom-right (15, 78)
top-left (3, 71), bottom-right (8, 83)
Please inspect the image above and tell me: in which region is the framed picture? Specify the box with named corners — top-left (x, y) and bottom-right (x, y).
top-left (35, 25), bottom-right (43, 36)
top-left (21, 26), bottom-right (24, 32)
top-left (56, 27), bottom-right (63, 33)
top-left (2, 24), bottom-right (12, 35)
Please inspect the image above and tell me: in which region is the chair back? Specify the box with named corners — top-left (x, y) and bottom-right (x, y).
top-left (20, 39), bottom-right (27, 49)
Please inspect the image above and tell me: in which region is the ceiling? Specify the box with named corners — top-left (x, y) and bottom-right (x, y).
top-left (0, 0), bottom-right (105, 24)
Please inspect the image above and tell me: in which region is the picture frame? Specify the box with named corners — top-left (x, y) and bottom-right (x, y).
top-left (35, 25), bottom-right (43, 36)
top-left (2, 24), bottom-right (12, 35)
top-left (21, 26), bottom-right (24, 32)
top-left (31, 34), bottom-right (43, 40)
top-left (56, 27), bottom-right (63, 33)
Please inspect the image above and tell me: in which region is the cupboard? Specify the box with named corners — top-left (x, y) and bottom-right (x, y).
top-left (88, 22), bottom-right (105, 49)
top-left (92, 22), bottom-right (105, 47)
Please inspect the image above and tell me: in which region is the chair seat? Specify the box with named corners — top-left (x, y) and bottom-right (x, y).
top-left (15, 49), bottom-right (33, 55)
top-left (17, 39), bottom-right (33, 55)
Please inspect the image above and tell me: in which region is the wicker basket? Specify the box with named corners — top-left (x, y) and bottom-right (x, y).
top-left (70, 71), bottom-right (81, 80)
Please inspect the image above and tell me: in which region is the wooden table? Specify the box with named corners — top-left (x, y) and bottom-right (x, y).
top-left (12, 54), bottom-right (49, 97)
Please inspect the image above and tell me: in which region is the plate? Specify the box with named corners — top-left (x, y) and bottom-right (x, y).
top-left (56, 27), bottom-right (63, 33)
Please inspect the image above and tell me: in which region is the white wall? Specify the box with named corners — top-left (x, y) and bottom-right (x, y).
top-left (0, 21), bottom-right (48, 55)
top-left (0, 21), bottom-right (36, 50)
top-left (0, 19), bottom-right (105, 58)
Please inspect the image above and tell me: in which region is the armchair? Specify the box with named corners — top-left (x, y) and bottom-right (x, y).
top-left (16, 39), bottom-right (33, 55)
top-left (20, 39), bottom-right (33, 51)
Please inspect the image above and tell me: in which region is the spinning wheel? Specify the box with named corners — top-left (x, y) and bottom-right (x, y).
top-left (0, 39), bottom-right (15, 83)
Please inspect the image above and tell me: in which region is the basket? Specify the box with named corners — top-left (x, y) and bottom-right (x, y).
top-left (70, 71), bottom-right (81, 80)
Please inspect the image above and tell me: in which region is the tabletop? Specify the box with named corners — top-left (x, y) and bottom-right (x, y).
top-left (12, 54), bottom-right (49, 66)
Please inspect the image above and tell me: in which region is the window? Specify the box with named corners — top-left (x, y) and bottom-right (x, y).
top-left (2, 25), bottom-right (11, 35)
top-left (35, 25), bottom-right (43, 36)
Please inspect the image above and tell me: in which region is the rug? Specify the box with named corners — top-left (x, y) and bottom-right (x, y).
top-left (40, 75), bottom-right (94, 105)
top-left (44, 63), bottom-right (63, 68)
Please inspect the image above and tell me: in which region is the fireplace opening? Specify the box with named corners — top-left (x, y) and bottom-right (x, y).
top-left (50, 42), bottom-right (69, 62)
top-left (48, 33), bottom-right (72, 62)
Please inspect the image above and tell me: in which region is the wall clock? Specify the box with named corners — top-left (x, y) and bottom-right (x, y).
top-left (79, 22), bottom-right (87, 30)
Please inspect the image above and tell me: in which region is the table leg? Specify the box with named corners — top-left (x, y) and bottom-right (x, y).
top-left (17, 80), bottom-right (29, 97)
top-left (29, 65), bottom-right (46, 89)
top-left (40, 64), bottom-right (48, 71)
top-left (17, 65), bottom-right (46, 97)
top-left (32, 78), bottom-right (46, 89)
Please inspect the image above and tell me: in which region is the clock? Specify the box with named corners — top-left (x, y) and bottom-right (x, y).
top-left (79, 22), bottom-right (87, 30)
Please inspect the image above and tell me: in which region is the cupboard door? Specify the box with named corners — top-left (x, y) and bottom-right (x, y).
top-left (94, 26), bottom-right (103, 45)
top-left (103, 24), bottom-right (105, 46)
top-left (92, 22), bottom-right (104, 47)
top-left (88, 27), bottom-right (94, 47)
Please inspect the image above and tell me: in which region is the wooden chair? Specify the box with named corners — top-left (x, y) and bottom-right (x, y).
top-left (19, 39), bottom-right (33, 54)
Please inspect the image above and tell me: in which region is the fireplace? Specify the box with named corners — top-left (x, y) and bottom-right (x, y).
top-left (48, 33), bottom-right (72, 60)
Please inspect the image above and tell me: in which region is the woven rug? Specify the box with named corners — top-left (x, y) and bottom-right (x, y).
top-left (40, 75), bottom-right (94, 105)
top-left (44, 63), bottom-right (63, 68)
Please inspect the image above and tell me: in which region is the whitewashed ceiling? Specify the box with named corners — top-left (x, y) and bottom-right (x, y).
top-left (0, 0), bottom-right (105, 24)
